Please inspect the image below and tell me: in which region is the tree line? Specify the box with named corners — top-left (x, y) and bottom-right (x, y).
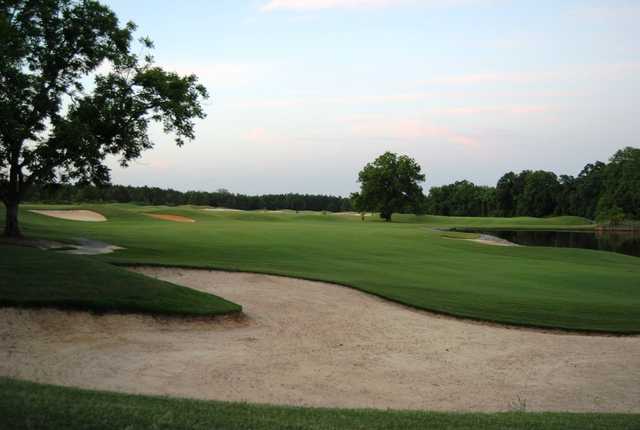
top-left (424, 147), bottom-right (640, 221)
top-left (24, 184), bottom-right (354, 213)
top-left (24, 146), bottom-right (639, 221)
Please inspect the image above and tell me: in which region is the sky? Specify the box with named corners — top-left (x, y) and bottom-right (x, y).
top-left (103, 0), bottom-right (640, 196)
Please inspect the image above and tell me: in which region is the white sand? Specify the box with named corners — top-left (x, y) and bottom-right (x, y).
top-left (29, 210), bottom-right (106, 222)
top-left (2, 268), bottom-right (638, 412)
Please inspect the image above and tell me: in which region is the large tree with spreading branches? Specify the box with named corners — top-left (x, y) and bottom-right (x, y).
top-left (353, 152), bottom-right (426, 222)
top-left (0, 0), bottom-right (209, 237)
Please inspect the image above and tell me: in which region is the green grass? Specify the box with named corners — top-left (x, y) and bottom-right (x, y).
top-left (0, 244), bottom-right (241, 316)
top-left (4, 203), bottom-right (638, 333)
top-left (1, 378), bottom-right (638, 430)
top-left (398, 213), bottom-right (595, 228)
top-left (438, 231), bottom-right (481, 240)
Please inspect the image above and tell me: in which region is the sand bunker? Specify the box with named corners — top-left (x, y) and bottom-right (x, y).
top-left (203, 208), bottom-right (244, 212)
top-left (145, 214), bottom-right (195, 223)
top-left (1, 238), bottom-right (123, 255)
top-left (1, 268), bottom-right (638, 412)
top-left (467, 234), bottom-right (518, 247)
top-left (29, 210), bottom-right (106, 222)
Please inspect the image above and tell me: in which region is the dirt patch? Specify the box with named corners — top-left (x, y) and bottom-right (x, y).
top-left (145, 214), bottom-right (195, 223)
top-left (1, 267), bottom-right (638, 412)
top-left (29, 210), bottom-right (106, 222)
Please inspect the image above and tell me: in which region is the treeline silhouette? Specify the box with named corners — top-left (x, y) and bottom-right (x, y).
top-left (24, 147), bottom-right (638, 220)
top-left (424, 147), bottom-right (639, 221)
top-left (25, 185), bottom-right (354, 212)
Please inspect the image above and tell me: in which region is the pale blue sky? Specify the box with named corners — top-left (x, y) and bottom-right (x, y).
top-left (103, 0), bottom-right (640, 195)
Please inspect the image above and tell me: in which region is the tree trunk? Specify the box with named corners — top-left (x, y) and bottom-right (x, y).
top-left (3, 199), bottom-right (21, 238)
top-left (380, 209), bottom-right (392, 222)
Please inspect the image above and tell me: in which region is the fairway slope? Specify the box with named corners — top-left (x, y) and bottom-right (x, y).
top-left (3, 266), bottom-right (638, 413)
top-left (0, 245), bottom-right (241, 316)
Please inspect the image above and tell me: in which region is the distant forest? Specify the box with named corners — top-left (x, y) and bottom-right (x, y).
top-left (25, 146), bottom-right (638, 221)
top-left (424, 147), bottom-right (639, 221)
top-left (25, 185), bottom-right (354, 213)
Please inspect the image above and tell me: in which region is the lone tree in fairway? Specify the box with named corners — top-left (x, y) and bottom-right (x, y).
top-left (0, 0), bottom-right (208, 237)
top-left (354, 152), bottom-right (426, 222)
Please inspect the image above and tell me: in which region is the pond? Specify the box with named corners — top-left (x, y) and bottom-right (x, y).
top-left (460, 229), bottom-right (640, 258)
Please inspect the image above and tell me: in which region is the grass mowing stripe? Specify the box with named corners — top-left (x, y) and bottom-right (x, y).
top-left (1, 378), bottom-right (639, 430)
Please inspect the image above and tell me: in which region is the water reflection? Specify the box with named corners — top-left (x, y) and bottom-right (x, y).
top-left (463, 229), bottom-right (640, 257)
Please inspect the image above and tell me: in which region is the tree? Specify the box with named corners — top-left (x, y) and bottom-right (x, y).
top-left (356, 152), bottom-right (425, 222)
top-left (0, 0), bottom-right (208, 236)
top-left (556, 174), bottom-right (577, 216)
top-left (424, 181), bottom-right (496, 217)
top-left (597, 147), bottom-right (640, 220)
top-left (575, 161), bottom-right (606, 219)
top-left (516, 171), bottom-right (560, 217)
top-left (495, 172), bottom-right (518, 217)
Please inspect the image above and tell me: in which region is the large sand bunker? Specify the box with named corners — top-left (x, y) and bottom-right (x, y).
top-left (29, 210), bottom-right (106, 222)
top-left (1, 268), bottom-right (638, 412)
top-left (145, 213), bottom-right (195, 223)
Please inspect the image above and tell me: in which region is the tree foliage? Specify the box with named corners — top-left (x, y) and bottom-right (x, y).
top-left (425, 180), bottom-right (495, 217)
top-left (425, 147), bottom-right (640, 222)
top-left (24, 183), bottom-right (354, 212)
top-left (356, 152), bottom-right (426, 221)
top-left (0, 0), bottom-right (208, 236)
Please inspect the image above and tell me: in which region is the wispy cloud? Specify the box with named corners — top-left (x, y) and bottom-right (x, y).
top-left (426, 72), bottom-right (559, 85)
top-left (164, 62), bottom-right (274, 88)
top-left (422, 62), bottom-right (640, 86)
top-left (438, 105), bottom-right (551, 115)
top-left (230, 93), bottom-right (553, 116)
top-left (348, 117), bottom-right (478, 147)
top-left (260, 0), bottom-right (499, 12)
top-left (572, 3), bottom-right (640, 21)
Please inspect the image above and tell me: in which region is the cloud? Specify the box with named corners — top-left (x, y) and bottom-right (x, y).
top-left (438, 105), bottom-right (551, 115)
top-left (426, 72), bottom-right (558, 85)
top-left (242, 128), bottom-right (281, 144)
top-left (348, 118), bottom-right (478, 147)
top-left (163, 62), bottom-right (273, 88)
top-left (229, 93), bottom-right (432, 109)
top-left (423, 62), bottom-right (640, 87)
top-left (230, 94), bottom-right (552, 116)
top-left (261, 0), bottom-right (499, 12)
top-left (572, 3), bottom-right (640, 21)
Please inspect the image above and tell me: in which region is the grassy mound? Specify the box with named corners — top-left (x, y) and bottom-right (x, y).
top-left (0, 244), bottom-right (240, 316)
top-left (1, 378), bottom-right (638, 430)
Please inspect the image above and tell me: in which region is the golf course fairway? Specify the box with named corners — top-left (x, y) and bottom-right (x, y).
top-left (4, 203), bottom-right (639, 333)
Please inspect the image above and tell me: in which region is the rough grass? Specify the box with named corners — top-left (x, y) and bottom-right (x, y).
top-left (0, 244), bottom-right (241, 316)
top-left (1, 378), bottom-right (638, 430)
top-left (7, 203), bottom-right (639, 333)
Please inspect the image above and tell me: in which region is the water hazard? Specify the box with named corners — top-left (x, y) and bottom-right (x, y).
top-left (461, 229), bottom-right (640, 257)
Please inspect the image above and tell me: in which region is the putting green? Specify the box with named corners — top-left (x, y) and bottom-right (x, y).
top-left (5, 203), bottom-right (640, 333)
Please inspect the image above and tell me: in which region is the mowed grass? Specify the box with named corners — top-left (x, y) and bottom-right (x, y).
top-left (7, 203), bottom-right (639, 333)
top-left (2, 378), bottom-right (639, 430)
top-left (0, 244), bottom-right (240, 316)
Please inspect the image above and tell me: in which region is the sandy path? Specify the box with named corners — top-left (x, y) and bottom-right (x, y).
top-left (1, 267), bottom-right (638, 412)
top-left (29, 210), bottom-right (106, 222)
